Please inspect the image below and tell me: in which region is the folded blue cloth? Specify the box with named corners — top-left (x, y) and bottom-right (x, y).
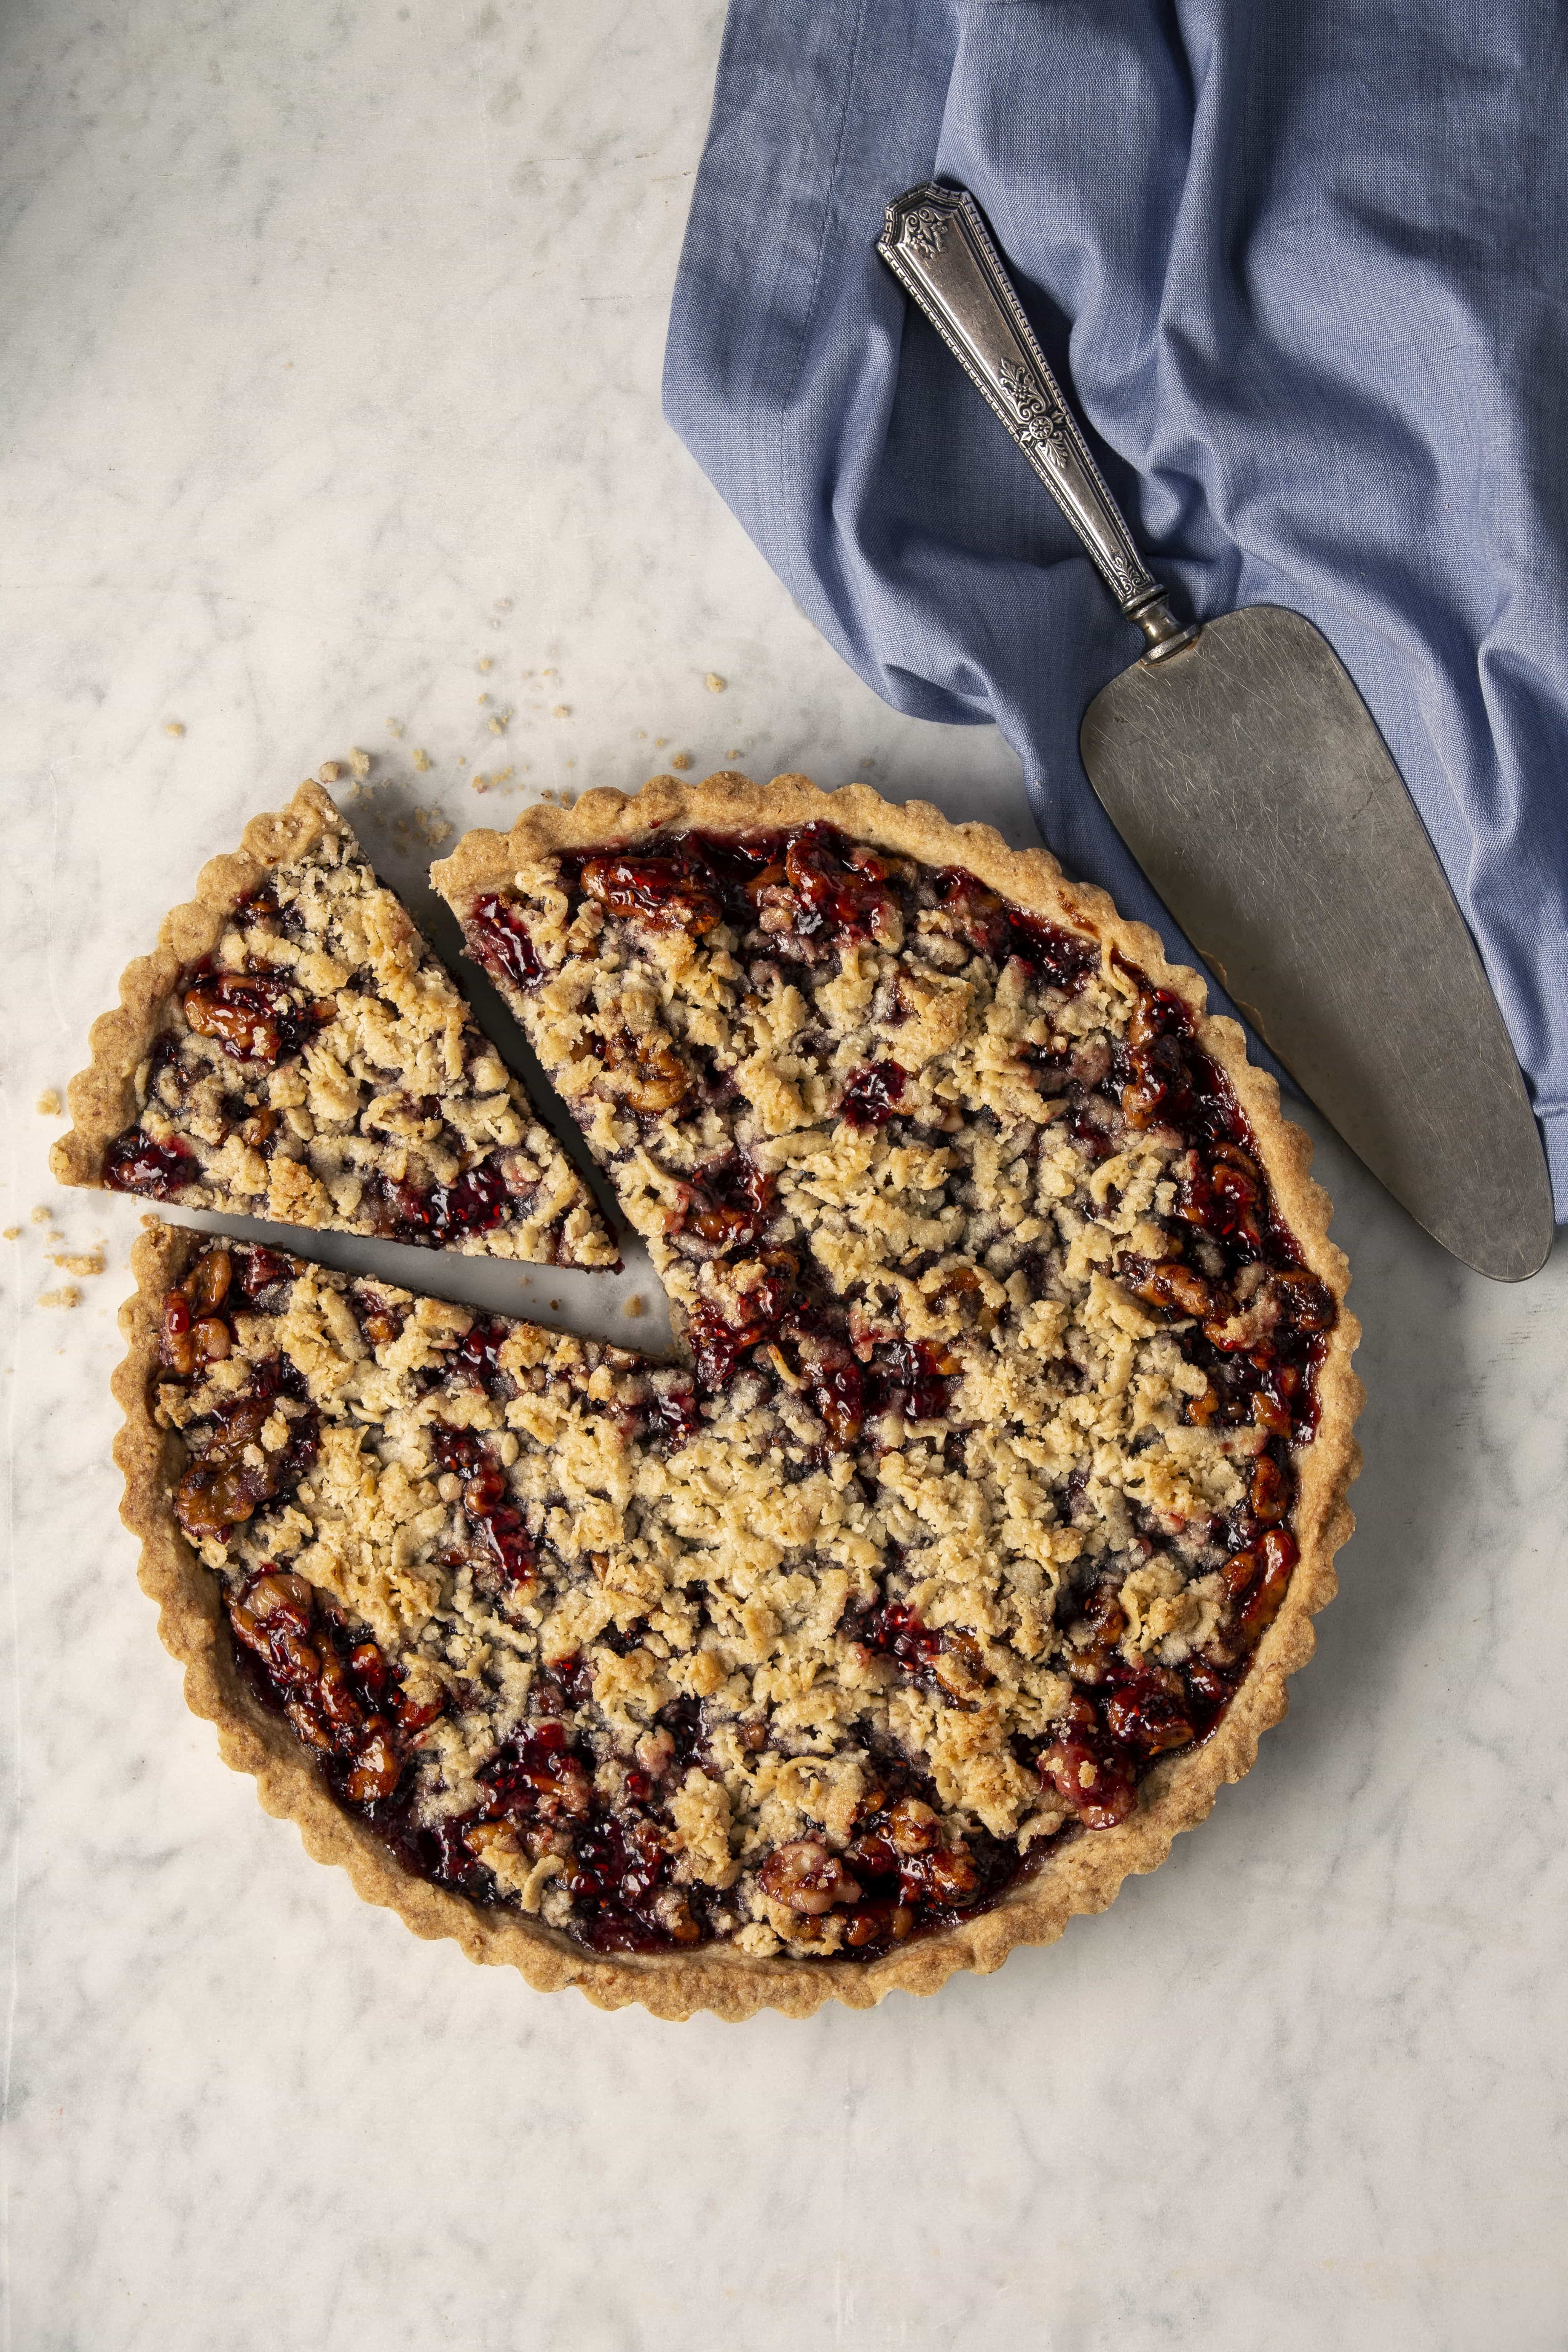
top-left (665, 0), bottom-right (1568, 1220)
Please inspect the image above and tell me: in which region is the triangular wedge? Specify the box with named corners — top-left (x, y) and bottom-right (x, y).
top-left (54, 779), bottom-right (616, 1267)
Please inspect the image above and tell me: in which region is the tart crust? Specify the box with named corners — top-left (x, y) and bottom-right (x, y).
top-left (53, 777), bottom-right (615, 1267)
top-left (110, 774), bottom-right (1361, 2022)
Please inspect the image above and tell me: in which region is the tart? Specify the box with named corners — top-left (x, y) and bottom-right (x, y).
top-left (55, 779), bottom-right (615, 1267)
top-left (107, 770), bottom-right (1359, 2024)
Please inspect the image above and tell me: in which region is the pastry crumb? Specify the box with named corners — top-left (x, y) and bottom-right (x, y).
top-left (30, 1206), bottom-right (50, 1224)
top-left (164, 719), bottom-right (186, 738)
top-left (669, 752), bottom-right (693, 772)
top-left (2, 1227), bottom-right (20, 1241)
top-left (705, 673), bottom-right (727, 694)
top-left (550, 706), bottom-right (570, 721)
top-left (489, 714), bottom-right (509, 736)
top-left (348, 748), bottom-right (371, 779)
top-left (622, 1294), bottom-right (647, 1318)
top-left (52, 1251), bottom-right (105, 1277)
top-left (318, 760), bottom-right (345, 783)
top-left (477, 658), bottom-right (494, 673)
top-left (36, 1088), bottom-right (62, 1116)
top-left (413, 749), bottom-right (433, 772)
top-left (37, 1286), bottom-right (80, 1309)
top-left (386, 718), bottom-right (404, 737)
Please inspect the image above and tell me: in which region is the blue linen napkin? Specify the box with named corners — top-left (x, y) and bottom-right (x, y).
top-left (664, 0), bottom-right (1568, 1221)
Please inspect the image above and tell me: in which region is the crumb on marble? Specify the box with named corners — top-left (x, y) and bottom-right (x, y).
top-left (2, 1227), bottom-right (20, 1242)
top-left (318, 759), bottom-right (345, 783)
top-left (52, 1251), bottom-right (104, 1277)
top-left (386, 718), bottom-right (405, 737)
top-left (164, 719), bottom-right (186, 738)
top-left (550, 706), bottom-right (570, 721)
top-left (705, 673), bottom-right (727, 693)
top-left (349, 748), bottom-right (371, 779)
top-left (30, 1207), bottom-right (50, 1225)
top-left (669, 752), bottom-right (693, 772)
top-left (413, 748), bottom-right (433, 772)
top-left (38, 1286), bottom-right (80, 1310)
top-left (489, 714), bottom-right (509, 736)
top-left (495, 597), bottom-right (513, 612)
top-left (477, 658), bottom-right (494, 673)
top-left (622, 1294), bottom-right (647, 1319)
top-left (36, 1088), bottom-right (62, 1117)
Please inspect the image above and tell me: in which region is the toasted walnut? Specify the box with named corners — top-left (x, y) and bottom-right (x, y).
top-left (757, 1838), bottom-right (863, 1917)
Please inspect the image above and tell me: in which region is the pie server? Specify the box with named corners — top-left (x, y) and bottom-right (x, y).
top-left (878, 182), bottom-right (1555, 1281)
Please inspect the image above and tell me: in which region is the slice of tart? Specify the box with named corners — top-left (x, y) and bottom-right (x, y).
top-left (110, 764), bottom-right (1359, 2023)
top-left (55, 779), bottom-right (615, 1267)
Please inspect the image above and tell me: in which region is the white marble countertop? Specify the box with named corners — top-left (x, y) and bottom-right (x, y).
top-left (2, 6), bottom-right (1565, 2347)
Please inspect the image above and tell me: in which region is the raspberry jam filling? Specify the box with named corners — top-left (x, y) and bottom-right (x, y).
top-left (154, 822), bottom-right (1336, 1968)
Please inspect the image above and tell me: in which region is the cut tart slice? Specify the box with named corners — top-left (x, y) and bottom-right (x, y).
top-left (55, 779), bottom-right (615, 1267)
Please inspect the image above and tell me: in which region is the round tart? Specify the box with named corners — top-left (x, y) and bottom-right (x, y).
top-left (116, 772), bottom-right (1360, 2020)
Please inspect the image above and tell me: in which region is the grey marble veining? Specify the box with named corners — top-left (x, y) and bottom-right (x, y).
top-left (2, 6), bottom-right (1565, 2349)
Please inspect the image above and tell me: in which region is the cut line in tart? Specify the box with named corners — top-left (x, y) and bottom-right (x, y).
top-left (109, 771), bottom-right (1361, 2023)
top-left (55, 779), bottom-right (616, 1268)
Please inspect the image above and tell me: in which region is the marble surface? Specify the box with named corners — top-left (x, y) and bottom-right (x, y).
top-left (2, 5), bottom-right (1565, 2347)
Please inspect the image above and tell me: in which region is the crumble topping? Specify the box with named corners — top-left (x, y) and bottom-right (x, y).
top-left (144, 820), bottom-right (1336, 1966)
top-left (96, 795), bottom-right (615, 1267)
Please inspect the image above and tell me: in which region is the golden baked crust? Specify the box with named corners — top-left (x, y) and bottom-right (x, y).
top-left (103, 769), bottom-right (1358, 2020)
top-left (53, 778), bottom-right (615, 1267)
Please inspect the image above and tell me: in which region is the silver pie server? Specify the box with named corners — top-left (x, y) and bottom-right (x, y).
top-left (878, 181), bottom-right (1555, 1281)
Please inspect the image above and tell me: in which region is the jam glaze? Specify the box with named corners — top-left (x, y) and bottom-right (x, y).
top-left (157, 819), bottom-right (1336, 1968)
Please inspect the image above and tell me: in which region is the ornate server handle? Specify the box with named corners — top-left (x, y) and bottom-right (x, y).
top-left (877, 183), bottom-right (1195, 661)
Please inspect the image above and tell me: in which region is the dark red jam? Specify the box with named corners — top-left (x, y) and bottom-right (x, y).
top-left (840, 1059), bottom-right (908, 1127)
top-left (377, 1157), bottom-right (515, 1246)
top-left (104, 1127), bottom-right (197, 1197)
top-left (430, 1423), bottom-right (537, 1589)
top-left (467, 890), bottom-right (545, 991)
